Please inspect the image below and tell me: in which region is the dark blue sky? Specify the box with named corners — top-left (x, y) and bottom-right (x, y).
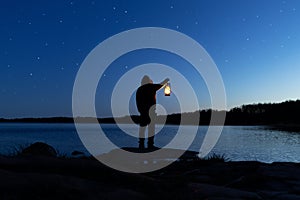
top-left (1, 0), bottom-right (300, 118)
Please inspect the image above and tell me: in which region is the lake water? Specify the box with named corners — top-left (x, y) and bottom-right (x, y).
top-left (0, 123), bottom-right (300, 163)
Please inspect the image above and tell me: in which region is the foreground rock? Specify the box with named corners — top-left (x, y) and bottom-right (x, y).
top-left (21, 142), bottom-right (57, 157)
top-left (0, 151), bottom-right (300, 199)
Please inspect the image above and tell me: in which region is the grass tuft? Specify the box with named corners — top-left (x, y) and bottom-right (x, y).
top-left (205, 153), bottom-right (229, 162)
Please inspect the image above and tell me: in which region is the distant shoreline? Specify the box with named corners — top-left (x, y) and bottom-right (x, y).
top-left (1, 116), bottom-right (300, 133)
top-left (1, 99), bottom-right (299, 125)
top-left (1, 100), bottom-right (299, 132)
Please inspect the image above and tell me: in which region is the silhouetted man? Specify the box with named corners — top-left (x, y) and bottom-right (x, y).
top-left (136, 75), bottom-right (169, 149)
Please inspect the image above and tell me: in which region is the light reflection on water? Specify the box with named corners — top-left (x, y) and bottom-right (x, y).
top-left (0, 123), bottom-right (299, 163)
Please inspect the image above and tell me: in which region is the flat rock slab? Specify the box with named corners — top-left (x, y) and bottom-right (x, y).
top-left (96, 147), bottom-right (200, 172)
top-left (121, 147), bottom-right (199, 159)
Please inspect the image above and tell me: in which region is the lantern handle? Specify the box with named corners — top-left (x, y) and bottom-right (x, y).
top-left (160, 78), bottom-right (170, 86)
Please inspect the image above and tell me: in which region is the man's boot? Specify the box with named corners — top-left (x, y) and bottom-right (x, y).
top-left (138, 138), bottom-right (145, 149)
top-left (147, 137), bottom-right (156, 149)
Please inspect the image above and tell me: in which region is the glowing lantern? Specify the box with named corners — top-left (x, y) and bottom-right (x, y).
top-left (164, 83), bottom-right (171, 96)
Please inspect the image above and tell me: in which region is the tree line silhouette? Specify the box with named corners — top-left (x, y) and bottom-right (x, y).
top-left (1, 100), bottom-right (299, 126)
top-left (134, 100), bottom-right (300, 126)
top-left (225, 100), bottom-right (300, 125)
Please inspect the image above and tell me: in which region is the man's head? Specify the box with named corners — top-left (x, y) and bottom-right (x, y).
top-left (141, 75), bottom-right (153, 85)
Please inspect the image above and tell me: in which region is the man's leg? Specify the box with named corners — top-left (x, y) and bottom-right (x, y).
top-left (147, 109), bottom-right (156, 149)
top-left (139, 126), bottom-right (146, 149)
top-left (139, 112), bottom-right (148, 149)
top-left (147, 122), bottom-right (155, 148)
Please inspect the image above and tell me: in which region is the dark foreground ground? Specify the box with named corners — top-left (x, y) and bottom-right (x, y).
top-left (1, 151), bottom-right (300, 200)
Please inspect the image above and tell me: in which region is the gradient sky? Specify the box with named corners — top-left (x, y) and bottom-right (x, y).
top-left (1, 0), bottom-right (300, 118)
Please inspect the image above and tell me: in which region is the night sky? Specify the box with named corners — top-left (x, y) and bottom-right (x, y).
top-left (1, 0), bottom-right (300, 118)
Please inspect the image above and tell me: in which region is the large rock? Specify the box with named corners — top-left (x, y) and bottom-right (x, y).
top-left (189, 183), bottom-right (263, 199)
top-left (22, 142), bottom-right (57, 157)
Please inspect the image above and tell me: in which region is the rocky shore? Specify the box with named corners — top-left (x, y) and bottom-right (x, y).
top-left (1, 146), bottom-right (300, 200)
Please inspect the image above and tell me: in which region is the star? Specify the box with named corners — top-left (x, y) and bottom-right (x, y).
top-left (29, 73), bottom-right (33, 76)
top-left (37, 56), bottom-right (40, 60)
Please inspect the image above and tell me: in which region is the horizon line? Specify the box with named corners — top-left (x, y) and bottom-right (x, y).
top-left (1, 99), bottom-right (299, 120)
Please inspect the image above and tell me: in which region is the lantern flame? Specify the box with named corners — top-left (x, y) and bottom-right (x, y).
top-left (164, 84), bottom-right (171, 96)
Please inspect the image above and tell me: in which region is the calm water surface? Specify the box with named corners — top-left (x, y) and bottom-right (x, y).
top-left (0, 123), bottom-right (299, 163)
